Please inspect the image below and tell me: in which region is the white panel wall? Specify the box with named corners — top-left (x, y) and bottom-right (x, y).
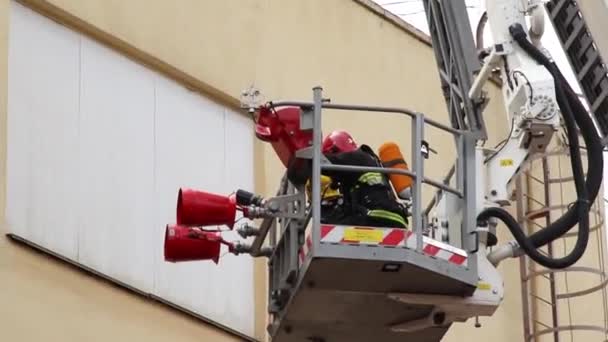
top-left (7, 1), bottom-right (81, 260)
top-left (77, 37), bottom-right (156, 291)
top-left (153, 76), bottom-right (254, 330)
top-left (7, 1), bottom-right (254, 336)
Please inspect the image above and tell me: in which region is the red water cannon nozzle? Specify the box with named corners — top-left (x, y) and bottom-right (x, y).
top-left (177, 188), bottom-right (237, 228)
top-left (164, 224), bottom-right (234, 264)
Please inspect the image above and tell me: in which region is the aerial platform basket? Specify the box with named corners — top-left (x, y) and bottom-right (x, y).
top-left (245, 87), bottom-right (485, 342)
top-left (268, 224), bottom-right (475, 342)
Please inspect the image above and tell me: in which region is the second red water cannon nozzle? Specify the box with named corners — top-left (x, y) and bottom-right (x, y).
top-left (176, 188), bottom-right (274, 229)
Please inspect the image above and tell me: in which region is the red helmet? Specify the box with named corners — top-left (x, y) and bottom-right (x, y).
top-left (322, 130), bottom-right (358, 154)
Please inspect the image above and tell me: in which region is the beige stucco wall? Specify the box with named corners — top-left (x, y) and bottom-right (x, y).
top-left (0, 0), bottom-right (562, 341)
top-left (0, 236), bottom-right (242, 342)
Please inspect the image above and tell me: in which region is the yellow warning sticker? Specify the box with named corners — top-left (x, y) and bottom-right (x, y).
top-left (477, 282), bottom-right (492, 290)
top-left (343, 228), bottom-right (384, 243)
top-left (500, 159), bottom-right (514, 167)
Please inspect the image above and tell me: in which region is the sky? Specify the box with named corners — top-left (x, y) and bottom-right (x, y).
top-left (372, 0), bottom-right (580, 89)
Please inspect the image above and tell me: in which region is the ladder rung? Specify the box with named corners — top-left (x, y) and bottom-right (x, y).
top-left (548, 176), bottom-right (574, 183)
top-left (531, 221), bottom-right (545, 229)
top-left (590, 68), bottom-right (608, 90)
top-left (564, 21), bottom-right (585, 51)
top-left (440, 74), bottom-right (464, 100)
top-left (592, 87), bottom-right (608, 113)
top-left (576, 35), bottom-right (594, 59)
top-left (577, 52), bottom-right (599, 81)
top-left (534, 319), bottom-right (553, 329)
top-left (524, 195), bottom-right (545, 207)
top-left (530, 293), bottom-right (553, 306)
top-left (527, 173), bottom-right (545, 185)
top-left (548, 0), bottom-right (568, 20)
top-left (564, 6), bottom-right (580, 28)
top-left (545, 0), bottom-right (608, 136)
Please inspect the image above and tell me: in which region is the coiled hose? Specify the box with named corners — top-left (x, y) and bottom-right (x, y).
top-left (477, 24), bottom-right (603, 269)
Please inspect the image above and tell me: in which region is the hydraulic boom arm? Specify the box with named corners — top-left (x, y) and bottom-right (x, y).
top-left (429, 0), bottom-right (603, 269)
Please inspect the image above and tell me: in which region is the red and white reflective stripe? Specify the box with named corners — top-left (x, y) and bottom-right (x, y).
top-left (318, 224), bottom-right (468, 266)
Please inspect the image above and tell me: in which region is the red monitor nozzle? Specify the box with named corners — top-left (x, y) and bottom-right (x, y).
top-left (177, 188), bottom-right (237, 228)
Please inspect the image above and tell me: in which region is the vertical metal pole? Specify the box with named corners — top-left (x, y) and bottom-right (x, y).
top-left (451, 135), bottom-right (466, 249)
top-left (412, 114), bottom-right (424, 252)
top-left (456, 135), bottom-right (465, 192)
top-left (515, 176), bottom-right (533, 341)
top-left (541, 157), bottom-right (560, 342)
top-left (462, 134), bottom-right (478, 253)
top-left (311, 87), bottom-right (323, 250)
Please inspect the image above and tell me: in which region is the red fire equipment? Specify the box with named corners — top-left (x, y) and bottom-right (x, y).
top-left (177, 188), bottom-right (237, 228)
top-left (164, 224), bottom-right (232, 264)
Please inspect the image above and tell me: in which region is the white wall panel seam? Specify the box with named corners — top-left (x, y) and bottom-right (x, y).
top-left (76, 34), bottom-right (82, 262)
top-left (152, 75), bottom-right (158, 296)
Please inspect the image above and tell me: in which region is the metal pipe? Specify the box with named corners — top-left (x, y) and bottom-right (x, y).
top-left (531, 325), bottom-right (608, 338)
top-left (321, 164), bottom-right (463, 197)
top-left (321, 164), bottom-right (417, 178)
top-left (476, 11), bottom-right (488, 50)
top-left (487, 242), bottom-right (519, 265)
top-left (541, 157), bottom-right (560, 342)
top-left (456, 135), bottom-right (465, 193)
top-left (423, 177), bottom-right (463, 197)
top-left (412, 114), bottom-right (424, 252)
top-left (462, 134), bottom-right (479, 259)
top-left (423, 163), bottom-right (458, 216)
top-left (269, 101), bottom-right (464, 135)
top-left (515, 176), bottom-right (533, 341)
top-left (445, 162), bottom-right (457, 186)
top-left (423, 197), bottom-right (438, 218)
top-left (468, 48), bottom-right (501, 100)
top-left (249, 216), bottom-right (275, 256)
top-left (423, 117), bottom-right (463, 135)
top-left (524, 266), bottom-right (606, 281)
top-left (311, 87), bottom-right (323, 253)
top-left (249, 174), bottom-right (287, 254)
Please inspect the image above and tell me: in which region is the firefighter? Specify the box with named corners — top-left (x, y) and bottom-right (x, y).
top-left (305, 174), bottom-right (348, 224)
top-left (318, 130), bottom-right (408, 228)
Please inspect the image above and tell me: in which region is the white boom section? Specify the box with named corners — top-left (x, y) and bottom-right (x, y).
top-left (484, 0), bottom-right (560, 205)
top-left (438, 0), bottom-right (560, 230)
top-left (423, 0), bottom-right (564, 327)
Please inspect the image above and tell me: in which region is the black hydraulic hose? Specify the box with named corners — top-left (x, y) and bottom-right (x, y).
top-left (476, 24), bottom-right (602, 269)
top-left (478, 205), bottom-right (588, 269)
top-left (486, 40), bottom-right (589, 268)
top-left (510, 23), bottom-right (603, 244)
top-left (528, 67), bottom-right (604, 248)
